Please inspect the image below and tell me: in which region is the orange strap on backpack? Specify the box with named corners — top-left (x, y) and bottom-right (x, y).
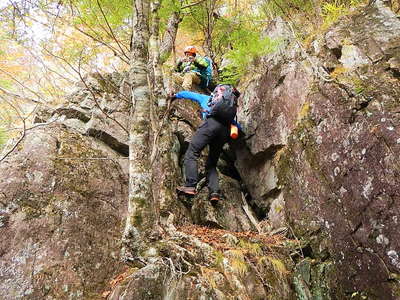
top-left (230, 124), bottom-right (238, 139)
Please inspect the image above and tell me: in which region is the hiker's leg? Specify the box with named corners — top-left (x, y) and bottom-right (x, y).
top-left (192, 73), bottom-right (201, 85)
top-left (184, 120), bottom-right (213, 187)
top-left (182, 73), bottom-right (193, 90)
top-left (172, 73), bottom-right (184, 86)
top-left (205, 119), bottom-right (229, 193)
top-left (205, 142), bottom-right (223, 193)
top-left (182, 72), bottom-right (200, 90)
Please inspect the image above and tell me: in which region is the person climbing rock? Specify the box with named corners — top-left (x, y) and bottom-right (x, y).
top-left (172, 45), bottom-right (211, 91)
top-left (170, 85), bottom-right (241, 204)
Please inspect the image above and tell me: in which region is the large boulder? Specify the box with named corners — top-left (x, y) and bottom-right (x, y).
top-left (236, 2), bottom-right (400, 299)
top-left (0, 125), bottom-right (128, 299)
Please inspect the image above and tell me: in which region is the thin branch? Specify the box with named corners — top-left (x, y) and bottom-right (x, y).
top-left (181, 0), bottom-right (207, 10)
top-left (0, 121), bottom-right (25, 163)
top-left (96, 0), bottom-right (130, 60)
top-left (6, 3), bottom-right (129, 67)
top-left (23, 45), bottom-right (76, 84)
top-left (0, 120), bottom-right (57, 163)
top-left (1, 95), bottom-right (25, 123)
top-left (0, 97), bottom-right (26, 162)
top-left (55, 157), bottom-right (128, 160)
top-left (73, 25), bottom-right (129, 65)
top-left (0, 68), bottom-right (46, 102)
top-left (42, 47), bottom-right (129, 134)
top-left (0, 86), bottom-right (42, 104)
top-left (3, 119), bottom-right (56, 133)
top-left (42, 2), bottom-right (131, 64)
top-left (25, 103), bottom-right (40, 121)
top-left (42, 44), bottom-right (83, 81)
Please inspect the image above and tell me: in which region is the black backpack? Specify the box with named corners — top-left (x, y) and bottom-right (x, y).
top-left (208, 84), bottom-right (239, 123)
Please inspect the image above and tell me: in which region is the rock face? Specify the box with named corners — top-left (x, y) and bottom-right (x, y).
top-left (0, 73), bottom-right (132, 299)
top-left (0, 125), bottom-right (128, 298)
top-left (236, 2), bottom-right (400, 299)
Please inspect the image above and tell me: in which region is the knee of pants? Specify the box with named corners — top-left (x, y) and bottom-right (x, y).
top-left (182, 74), bottom-right (193, 88)
top-left (185, 143), bottom-right (202, 161)
top-left (191, 73), bottom-right (201, 85)
top-left (183, 72), bottom-right (193, 79)
top-left (173, 73), bottom-right (184, 84)
top-left (185, 72), bottom-right (200, 83)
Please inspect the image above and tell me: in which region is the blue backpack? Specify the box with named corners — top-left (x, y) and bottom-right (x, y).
top-left (199, 56), bottom-right (213, 88)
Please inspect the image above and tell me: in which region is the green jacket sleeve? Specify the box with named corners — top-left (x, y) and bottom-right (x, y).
top-left (194, 56), bottom-right (208, 69)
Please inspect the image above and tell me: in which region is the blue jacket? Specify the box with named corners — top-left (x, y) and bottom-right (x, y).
top-left (175, 90), bottom-right (242, 130)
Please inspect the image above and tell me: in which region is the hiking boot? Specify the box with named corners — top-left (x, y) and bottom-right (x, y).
top-left (176, 186), bottom-right (197, 196)
top-left (209, 192), bottom-right (221, 204)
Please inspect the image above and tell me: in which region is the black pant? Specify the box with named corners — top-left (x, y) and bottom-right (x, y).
top-left (184, 117), bottom-right (229, 193)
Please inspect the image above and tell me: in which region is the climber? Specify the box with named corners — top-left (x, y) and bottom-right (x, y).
top-left (170, 85), bottom-right (241, 203)
top-left (172, 45), bottom-right (212, 91)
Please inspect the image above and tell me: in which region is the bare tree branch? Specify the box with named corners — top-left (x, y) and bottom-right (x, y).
top-left (0, 68), bottom-right (45, 102)
top-left (0, 121), bottom-right (25, 163)
top-left (0, 86), bottom-right (42, 104)
top-left (35, 1), bottom-right (130, 64)
top-left (0, 96), bottom-right (26, 162)
top-left (73, 25), bottom-right (130, 65)
top-left (0, 119), bottom-right (57, 163)
top-left (42, 47), bottom-right (129, 134)
top-left (23, 45), bottom-right (76, 84)
top-left (96, 0), bottom-right (130, 60)
top-left (181, 0), bottom-right (207, 10)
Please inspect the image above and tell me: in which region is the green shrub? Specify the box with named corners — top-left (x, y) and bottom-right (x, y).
top-left (321, 0), bottom-right (365, 28)
top-left (220, 30), bottom-right (279, 85)
top-left (261, 0), bottom-right (365, 20)
top-left (261, 0), bottom-right (313, 18)
top-left (321, 1), bottom-right (347, 25)
top-left (180, 2), bottom-right (279, 85)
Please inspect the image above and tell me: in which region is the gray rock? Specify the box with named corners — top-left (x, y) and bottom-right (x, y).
top-left (0, 125), bottom-right (127, 299)
top-left (235, 2), bottom-right (400, 299)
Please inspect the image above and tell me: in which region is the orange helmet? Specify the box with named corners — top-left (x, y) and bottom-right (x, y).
top-left (184, 46), bottom-right (197, 55)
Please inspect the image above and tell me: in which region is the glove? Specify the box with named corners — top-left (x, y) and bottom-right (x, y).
top-left (167, 93), bottom-right (177, 101)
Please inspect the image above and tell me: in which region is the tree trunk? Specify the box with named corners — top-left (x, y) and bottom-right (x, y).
top-left (203, 0), bottom-right (215, 58)
top-left (123, 0), bottom-right (185, 264)
top-left (122, 0), bottom-right (155, 263)
top-left (160, 11), bottom-right (182, 64)
top-left (148, 0), bottom-right (182, 222)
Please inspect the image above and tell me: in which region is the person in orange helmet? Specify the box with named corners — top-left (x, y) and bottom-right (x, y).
top-left (173, 46), bottom-right (210, 90)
